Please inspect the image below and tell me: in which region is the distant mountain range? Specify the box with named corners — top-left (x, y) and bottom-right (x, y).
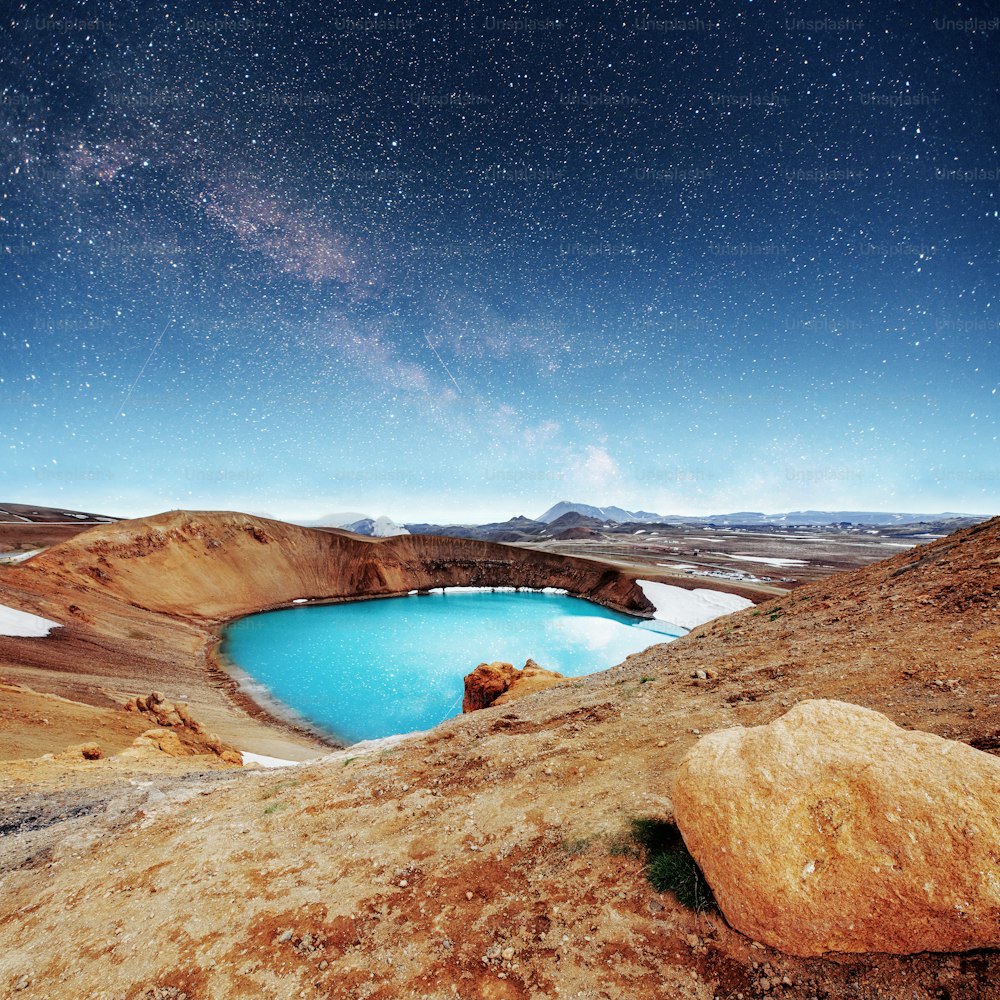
top-left (535, 501), bottom-right (986, 528)
top-left (2, 502), bottom-right (989, 547)
top-left (404, 502), bottom-right (989, 544)
top-left (537, 501), bottom-right (664, 524)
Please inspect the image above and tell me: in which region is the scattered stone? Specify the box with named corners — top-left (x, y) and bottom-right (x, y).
top-left (56, 742), bottom-right (103, 761)
top-left (673, 699), bottom-right (1000, 956)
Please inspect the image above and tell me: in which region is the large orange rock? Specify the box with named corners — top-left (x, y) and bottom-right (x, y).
top-left (672, 699), bottom-right (1000, 956)
top-left (462, 659), bottom-right (565, 713)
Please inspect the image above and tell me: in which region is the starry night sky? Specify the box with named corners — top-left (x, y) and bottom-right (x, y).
top-left (2, 2), bottom-right (998, 522)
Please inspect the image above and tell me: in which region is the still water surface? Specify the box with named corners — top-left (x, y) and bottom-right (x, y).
top-left (224, 590), bottom-right (683, 743)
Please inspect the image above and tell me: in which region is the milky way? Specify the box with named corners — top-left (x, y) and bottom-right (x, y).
top-left (1, 2), bottom-right (998, 521)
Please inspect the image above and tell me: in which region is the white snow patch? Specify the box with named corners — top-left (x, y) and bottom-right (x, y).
top-left (292, 598), bottom-right (310, 604)
top-left (371, 515), bottom-right (409, 537)
top-left (0, 549), bottom-right (42, 564)
top-left (637, 580), bottom-right (753, 630)
top-left (240, 751), bottom-right (300, 768)
top-left (723, 554), bottom-right (808, 567)
top-left (657, 563), bottom-right (698, 571)
top-left (0, 603), bottom-right (62, 637)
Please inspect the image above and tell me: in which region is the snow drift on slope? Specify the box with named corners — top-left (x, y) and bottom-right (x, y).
top-left (637, 580), bottom-right (753, 631)
top-left (0, 604), bottom-right (62, 637)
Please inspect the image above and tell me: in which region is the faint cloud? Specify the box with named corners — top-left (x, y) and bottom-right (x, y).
top-left (523, 418), bottom-right (560, 448)
top-left (568, 444), bottom-right (624, 494)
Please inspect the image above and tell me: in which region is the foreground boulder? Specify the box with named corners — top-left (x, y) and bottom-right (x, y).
top-left (462, 659), bottom-right (565, 712)
top-left (672, 699), bottom-right (1000, 956)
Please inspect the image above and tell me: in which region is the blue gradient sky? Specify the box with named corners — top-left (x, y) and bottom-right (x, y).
top-left (1, 2), bottom-right (997, 522)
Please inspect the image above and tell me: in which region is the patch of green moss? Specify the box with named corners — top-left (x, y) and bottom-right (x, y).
top-left (628, 817), bottom-right (716, 913)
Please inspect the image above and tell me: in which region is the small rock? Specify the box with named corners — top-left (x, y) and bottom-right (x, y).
top-left (398, 879), bottom-right (408, 888)
top-left (466, 891), bottom-right (474, 900)
top-left (501, 946), bottom-right (515, 960)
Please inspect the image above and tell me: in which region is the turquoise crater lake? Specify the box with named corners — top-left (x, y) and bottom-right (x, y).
top-left (223, 590), bottom-right (684, 744)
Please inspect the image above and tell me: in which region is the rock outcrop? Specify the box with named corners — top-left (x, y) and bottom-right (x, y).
top-left (672, 699), bottom-right (1000, 956)
top-left (124, 690), bottom-right (201, 730)
top-left (463, 659), bottom-right (565, 712)
top-left (123, 691), bottom-right (242, 764)
top-left (122, 728), bottom-right (242, 765)
top-left (54, 742), bottom-right (104, 761)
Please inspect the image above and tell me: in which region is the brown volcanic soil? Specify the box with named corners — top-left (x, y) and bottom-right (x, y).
top-left (0, 515), bottom-right (999, 997)
top-left (0, 682), bottom-right (152, 761)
